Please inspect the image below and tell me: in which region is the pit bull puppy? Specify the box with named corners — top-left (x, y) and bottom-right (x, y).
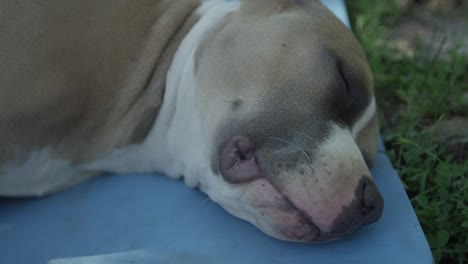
top-left (0, 0), bottom-right (383, 242)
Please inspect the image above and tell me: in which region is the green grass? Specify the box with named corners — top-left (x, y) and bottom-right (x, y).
top-left (348, 1), bottom-right (468, 263)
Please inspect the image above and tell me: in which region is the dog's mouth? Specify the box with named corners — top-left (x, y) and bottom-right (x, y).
top-left (218, 135), bottom-right (383, 243)
top-left (244, 177), bottom-right (362, 243)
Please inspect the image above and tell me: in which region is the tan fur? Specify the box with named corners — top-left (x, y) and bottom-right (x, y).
top-left (0, 0), bottom-right (201, 167)
top-left (195, 0), bottom-right (374, 125)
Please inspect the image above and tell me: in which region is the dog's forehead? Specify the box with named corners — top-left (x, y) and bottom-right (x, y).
top-left (198, 0), bottom-right (374, 139)
top-left (198, 1), bottom-right (371, 90)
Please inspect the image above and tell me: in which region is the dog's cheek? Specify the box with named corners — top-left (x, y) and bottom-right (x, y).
top-left (355, 114), bottom-right (378, 167)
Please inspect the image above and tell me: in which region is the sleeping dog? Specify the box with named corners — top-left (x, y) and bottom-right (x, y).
top-left (0, 0), bottom-right (383, 242)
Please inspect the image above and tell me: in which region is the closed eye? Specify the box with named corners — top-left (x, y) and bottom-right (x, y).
top-left (337, 60), bottom-right (353, 108)
top-left (332, 58), bottom-right (370, 126)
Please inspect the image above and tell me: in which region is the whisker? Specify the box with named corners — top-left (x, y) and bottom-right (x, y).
top-left (292, 130), bottom-right (325, 157)
top-left (268, 136), bottom-right (312, 162)
top-left (274, 161), bottom-right (311, 170)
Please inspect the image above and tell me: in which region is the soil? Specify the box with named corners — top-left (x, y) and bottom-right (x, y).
top-left (388, 0), bottom-right (468, 162)
top-left (392, 0), bottom-right (468, 59)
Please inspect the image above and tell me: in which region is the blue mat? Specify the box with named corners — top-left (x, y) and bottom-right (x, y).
top-left (0, 1), bottom-right (433, 264)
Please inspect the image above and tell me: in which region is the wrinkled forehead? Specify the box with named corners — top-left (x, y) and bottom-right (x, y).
top-left (196, 0), bottom-right (373, 95)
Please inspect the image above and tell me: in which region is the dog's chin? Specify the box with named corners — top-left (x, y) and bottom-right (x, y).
top-left (254, 204), bottom-right (349, 243)
top-left (229, 178), bottom-right (345, 243)
top-left (266, 223), bottom-right (357, 243)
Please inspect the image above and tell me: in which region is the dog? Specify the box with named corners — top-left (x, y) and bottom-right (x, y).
top-left (0, 0), bottom-right (383, 242)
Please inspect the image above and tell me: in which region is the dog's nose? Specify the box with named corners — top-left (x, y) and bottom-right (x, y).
top-left (360, 177), bottom-right (383, 221)
top-left (327, 177), bottom-right (383, 236)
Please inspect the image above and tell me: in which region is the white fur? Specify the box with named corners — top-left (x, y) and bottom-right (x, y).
top-left (84, 0), bottom-right (241, 189)
top-left (351, 96), bottom-right (377, 138)
top-left (311, 124), bottom-right (369, 230)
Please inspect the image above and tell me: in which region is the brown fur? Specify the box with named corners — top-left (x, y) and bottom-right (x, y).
top-left (0, 0), bottom-right (201, 167)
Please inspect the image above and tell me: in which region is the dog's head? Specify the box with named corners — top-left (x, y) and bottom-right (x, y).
top-left (168, 0), bottom-right (383, 242)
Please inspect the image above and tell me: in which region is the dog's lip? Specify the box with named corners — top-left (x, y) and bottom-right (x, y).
top-left (250, 177), bottom-right (348, 243)
top-left (267, 203), bottom-right (349, 243)
top-left (275, 204), bottom-right (356, 243)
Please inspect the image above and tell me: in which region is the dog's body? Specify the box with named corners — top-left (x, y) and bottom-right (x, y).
top-left (0, 0), bottom-right (383, 242)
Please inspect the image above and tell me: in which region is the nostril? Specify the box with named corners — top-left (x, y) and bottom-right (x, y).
top-left (360, 177), bottom-right (384, 219)
top-left (361, 181), bottom-right (374, 215)
top-left (327, 177), bottom-right (384, 236)
top-left (361, 204), bottom-right (376, 215)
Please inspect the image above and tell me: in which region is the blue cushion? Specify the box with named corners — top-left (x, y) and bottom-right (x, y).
top-left (0, 138), bottom-right (434, 264)
top-left (0, 1), bottom-right (433, 263)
